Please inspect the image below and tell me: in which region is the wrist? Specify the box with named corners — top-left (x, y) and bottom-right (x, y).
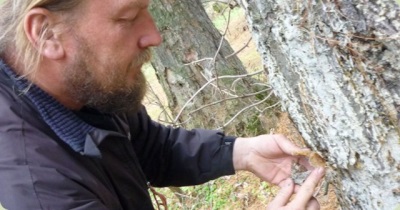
top-left (232, 137), bottom-right (250, 171)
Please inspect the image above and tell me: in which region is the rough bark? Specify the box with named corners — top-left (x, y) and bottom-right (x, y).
top-left (149, 0), bottom-right (271, 132)
top-left (243, 0), bottom-right (400, 209)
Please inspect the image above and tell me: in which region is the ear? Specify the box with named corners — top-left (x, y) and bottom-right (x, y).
top-left (24, 8), bottom-right (65, 60)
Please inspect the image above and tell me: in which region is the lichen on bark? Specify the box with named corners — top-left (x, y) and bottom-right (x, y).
top-left (243, 0), bottom-right (400, 209)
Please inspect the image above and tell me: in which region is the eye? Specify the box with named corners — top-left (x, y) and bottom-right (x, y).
top-left (116, 17), bottom-right (136, 27)
top-left (115, 9), bottom-right (141, 25)
top-left (120, 17), bottom-right (135, 23)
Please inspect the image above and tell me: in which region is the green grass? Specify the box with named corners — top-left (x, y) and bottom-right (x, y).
top-left (151, 174), bottom-right (274, 210)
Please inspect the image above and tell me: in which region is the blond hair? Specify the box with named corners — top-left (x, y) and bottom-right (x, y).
top-left (0, 0), bottom-right (81, 77)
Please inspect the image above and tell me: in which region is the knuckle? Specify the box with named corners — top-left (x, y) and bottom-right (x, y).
top-left (303, 186), bottom-right (314, 194)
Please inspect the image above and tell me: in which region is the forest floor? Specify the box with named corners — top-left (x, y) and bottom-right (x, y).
top-left (143, 5), bottom-right (340, 210)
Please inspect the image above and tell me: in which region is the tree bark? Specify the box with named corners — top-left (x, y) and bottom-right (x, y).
top-left (244, 0), bottom-right (400, 209)
top-left (149, 0), bottom-right (271, 132)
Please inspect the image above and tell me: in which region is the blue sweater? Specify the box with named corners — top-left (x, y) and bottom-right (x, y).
top-left (0, 59), bottom-right (94, 152)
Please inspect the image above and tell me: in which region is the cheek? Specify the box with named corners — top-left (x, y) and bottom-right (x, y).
top-left (100, 58), bottom-right (130, 81)
top-left (112, 28), bottom-right (142, 58)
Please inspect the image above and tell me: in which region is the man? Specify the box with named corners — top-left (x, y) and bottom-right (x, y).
top-left (0, 0), bottom-right (325, 209)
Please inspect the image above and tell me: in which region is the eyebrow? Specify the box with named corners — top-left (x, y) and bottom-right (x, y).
top-left (112, 0), bottom-right (148, 17)
top-left (120, 0), bottom-right (148, 11)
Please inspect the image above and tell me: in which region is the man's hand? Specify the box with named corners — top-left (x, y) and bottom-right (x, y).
top-left (232, 134), bottom-right (325, 209)
top-left (267, 169), bottom-right (325, 209)
top-left (233, 134), bottom-right (315, 184)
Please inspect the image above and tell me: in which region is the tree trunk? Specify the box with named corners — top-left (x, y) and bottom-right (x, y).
top-left (244, 0), bottom-right (400, 209)
top-left (149, 0), bottom-right (272, 133)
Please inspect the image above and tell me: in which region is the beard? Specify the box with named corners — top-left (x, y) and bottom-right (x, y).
top-left (63, 37), bottom-right (151, 114)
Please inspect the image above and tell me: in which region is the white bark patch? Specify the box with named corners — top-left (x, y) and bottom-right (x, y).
top-left (244, 0), bottom-right (400, 209)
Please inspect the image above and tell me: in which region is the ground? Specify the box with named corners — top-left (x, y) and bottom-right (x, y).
top-left (143, 4), bottom-right (339, 210)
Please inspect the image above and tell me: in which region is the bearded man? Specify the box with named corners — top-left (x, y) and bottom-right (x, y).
top-left (0, 0), bottom-right (325, 209)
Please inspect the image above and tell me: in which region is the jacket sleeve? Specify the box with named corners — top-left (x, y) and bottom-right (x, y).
top-left (0, 166), bottom-right (109, 210)
top-left (0, 132), bottom-right (109, 210)
top-left (128, 107), bottom-right (236, 187)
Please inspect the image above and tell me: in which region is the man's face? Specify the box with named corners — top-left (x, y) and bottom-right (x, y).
top-left (61, 0), bottom-right (162, 113)
top-left (63, 35), bottom-right (151, 113)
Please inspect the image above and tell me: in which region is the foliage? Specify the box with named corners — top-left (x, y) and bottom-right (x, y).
top-left (212, 3), bottom-right (224, 14)
top-left (150, 173), bottom-right (276, 210)
top-left (244, 115), bottom-right (264, 136)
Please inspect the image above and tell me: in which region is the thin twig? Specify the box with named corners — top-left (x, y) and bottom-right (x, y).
top-left (188, 88), bottom-right (271, 115)
top-left (173, 70), bottom-right (264, 123)
top-left (146, 81), bottom-right (174, 122)
top-left (259, 101), bottom-right (280, 113)
top-left (217, 91), bottom-right (274, 129)
top-left (207, 5), bottom-right (233, 82)
top-left (208, 82), bottom-right (239, 97)
top-left (183, 57), bottom-right (213, 66)
top-left (225, 37), bottom-right (253, 59)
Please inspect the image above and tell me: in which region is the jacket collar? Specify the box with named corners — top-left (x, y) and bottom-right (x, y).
top-left (0, 59), bottom-right (106, 156)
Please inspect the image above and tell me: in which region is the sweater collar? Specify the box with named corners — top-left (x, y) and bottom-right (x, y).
top-left (0, 60), bottom-right (95, 154)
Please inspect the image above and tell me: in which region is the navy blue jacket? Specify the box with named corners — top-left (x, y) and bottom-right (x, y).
top-left (0, 61), bottom-right (235, 210)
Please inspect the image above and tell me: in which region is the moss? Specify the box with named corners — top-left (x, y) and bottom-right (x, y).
top-left (212, 3), bottom-right (224, 14)
top-left (149, 4), bottom-right (179, 30)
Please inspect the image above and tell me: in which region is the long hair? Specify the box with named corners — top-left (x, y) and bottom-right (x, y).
top-left (0, 0), bottom-right (81, 77)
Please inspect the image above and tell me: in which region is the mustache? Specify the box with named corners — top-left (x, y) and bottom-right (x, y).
top-left (134, 49), bottom-right (152, 66)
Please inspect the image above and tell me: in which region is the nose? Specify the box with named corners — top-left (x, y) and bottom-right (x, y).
top-left (138, 13), bottom-right (163, 48)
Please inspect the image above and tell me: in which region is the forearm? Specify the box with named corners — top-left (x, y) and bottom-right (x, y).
top-left (151, 128), bottom-right (236, 187)
top-left (130, 107), bottom-right (237, 186)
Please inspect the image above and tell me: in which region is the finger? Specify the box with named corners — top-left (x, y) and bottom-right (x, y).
top-left (293, 184), bottom-right (301, 193)
top-left (273, 135), bottom-right (310, 156)
top-left (292, 167), bottom-right (325, 207)
top-left (268, 178), bottom-right (295, 208)
top-left (306, 197), bottom-right (320, 210)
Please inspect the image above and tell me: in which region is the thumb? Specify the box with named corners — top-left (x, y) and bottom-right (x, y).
top-left (272, 135), bottom-right (310, 156)
top-left (267, 178), bottom-right (294, 208)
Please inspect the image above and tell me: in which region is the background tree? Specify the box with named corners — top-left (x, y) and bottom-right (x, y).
top-left (149, 0), bottom-right (275, 134)
top-left (243, 0), bottom-right (400, 209)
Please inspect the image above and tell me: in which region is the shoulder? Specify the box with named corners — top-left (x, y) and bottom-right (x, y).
top-left (0, 77), bottom-right (58, 164)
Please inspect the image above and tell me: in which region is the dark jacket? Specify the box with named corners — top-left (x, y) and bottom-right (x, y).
top-left (0, 62), bottom-right (235, 210)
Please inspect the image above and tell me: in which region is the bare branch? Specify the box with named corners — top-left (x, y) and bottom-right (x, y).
top-left (207, 4), bottom-right (233, 83)
top-left (183, 57), bottom-right (214, 66)
top-left (173, 70), bottom-right (264, 123)
top-left (217, 91), bottom-right (275, 130)
top-left (259, 102), bottom-right (280, 113)
top-left (225, 37), bottom-right (253, 59)
top-left (188, 88), bottom-right (271, 115)
top-left (145, 80), bottom-right (174, 123)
